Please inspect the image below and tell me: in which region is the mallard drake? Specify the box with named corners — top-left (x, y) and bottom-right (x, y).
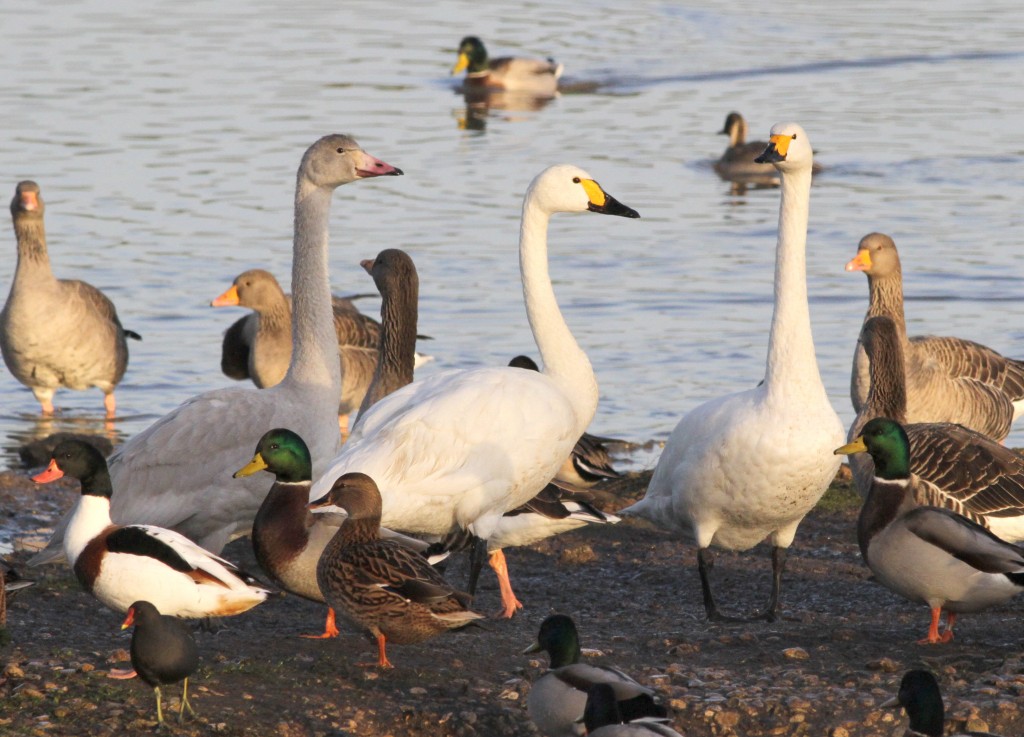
top-left (451, 36), bottom-right (563, 96)
top-left (30, 136), bottom-right (403, 564)
top-left (235, 427), bottom-right (442, 638)
top-left (884, 669), bottom-right (1003, 737)
top-left (623, 123), bottom-right (844, 622)
top-left (581, 683), bottom-right (683, 737)
top-left (835, 418), bottom-right (1024, 643)
top-left (508, 355), bottom-right (623, 488)
top-left (524, 614), bottom-right (667, 737)
top-left (848, 232), bottom-right (1024, 441)
top-left (121, 600), bottom-right (199, 726)
top-left (310, 472), bottom-right (483, 668)
top-left (308, 166), bottom-right (638, 619)
top-left (712, 112), bottom-right (778, 184)
top-left (0, 181), bottom-right (141, 418)
top-left (32, 439), bottom-right (270, 618)
top-left (848, 316), bottom-right (1024, 541)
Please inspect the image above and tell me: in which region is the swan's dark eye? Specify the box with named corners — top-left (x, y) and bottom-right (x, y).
top-left (791, 134), bottom-right (797, 140)
top-left (572, 177), bottom-right (580, 183)
top-left (336, 148), bottom-right (346, 154)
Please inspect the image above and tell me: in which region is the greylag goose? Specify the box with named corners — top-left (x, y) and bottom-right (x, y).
top-left (1, 181), bottom-right (140, 418)
top-left (836, 418), bottom-right (1024, 644)
top-left (211, 268), bottom-right (388, 435)
top-left (308, 165), bottom-right (638, 621)
top-left (121, 601), bottom-right (199, 726)
top-left (30, 135), bottom-right (403, 561)
top-left (623, 123), bottom-right (843, 622)
top-left (451, 36), bottom-right (562, 97)
top-left (848, 232), bottom-right (1024, 441)
top-left (848, 316), bottom-right (1024, 541)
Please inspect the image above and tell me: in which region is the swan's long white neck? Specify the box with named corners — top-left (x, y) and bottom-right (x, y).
top-left (283, 184), bottom-right (341, 395)
top-left (519, 197), bottom-right (598, 432)
top-left (63, 495), bottom-right (112, 565)
top-left (763, 163), bottom-right (824, 393)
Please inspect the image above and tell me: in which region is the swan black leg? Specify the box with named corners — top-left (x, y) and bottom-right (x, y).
top-left (466, 535), bottom-right (488, 597)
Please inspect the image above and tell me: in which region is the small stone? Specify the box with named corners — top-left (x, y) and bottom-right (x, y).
top-left (965, 717), bottom-right (990, 732)
top-left (4, 663), bottom-right (24, 678)
top-left (409, 687), bottom-right (427, 696)
top-left (867, 657), bottom-right (901, 672)
top-left (829, 728), bottom-right (849, 737)
top-left (782, 647), bottom-right (809, 660)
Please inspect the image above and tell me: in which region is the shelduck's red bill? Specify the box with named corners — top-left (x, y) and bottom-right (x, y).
top-left (120, 607), bottom-right (136, 630)
top-left (32, 459), bottom-right (64, 484)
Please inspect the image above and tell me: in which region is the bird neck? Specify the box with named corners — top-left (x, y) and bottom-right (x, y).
top-left (252, 482), bottom-right (312, 562)
top-left (865, 334), bottom-right (908, 422)
top-left (763, 164), bottom-right (823, 394)
top-left (857, 476), bottom-right (914, 560)
top-left (285, 185), bottom-right (342, 393)
top-left (339, 515), bottom-right (381, 545)
top-left (865, 272), bottom-right (907, 336)
top-left (358, 273), bottom-right (419, 416)
top-left (12, 216), bottom-right (52, 276)
top-left (64, 495), bottom-right (113, 564)
top-left (519, 199), bottom-right (597, 432)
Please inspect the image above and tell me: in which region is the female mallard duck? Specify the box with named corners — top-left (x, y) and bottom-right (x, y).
top-left (32, 439), bottom-right (270, 617)
top-left (1, 181), bottom-right (141, 418)
top-left (712, 112), bottom-right (779, 184)
top-left (30, 136), bottom-right (403, 564)
top-left (121, 601), bottom-right (199, 726)
top-left (848, 232), bottom-right (1024, 440)
top-left (310, 472), bottom-right (483, 668)
top-left (848, 316), bottom-right (1024, 541)
top-left (524, 614), bottom-right (667, 737)
top-left (835, 418), bottom-right (1024, 643)
top-left (623, 123), bottom-right (844, 622)
top-left (451, 36), bottom-right (563, 96)
top-left (582, 683), bottom-right (683, 737)
top-left (308, 165), bottom-right (638, 619)
top-left (885, 669), bottom-right (1003, 737)
top-left (235, 427), bottom-right (441, 638)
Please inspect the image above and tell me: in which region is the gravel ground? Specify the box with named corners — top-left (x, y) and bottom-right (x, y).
top-left (2, 462), bottom-right (1024, 737)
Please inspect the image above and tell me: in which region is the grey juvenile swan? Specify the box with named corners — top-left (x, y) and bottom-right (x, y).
top-left (32, 135), bottom-right (403, 562)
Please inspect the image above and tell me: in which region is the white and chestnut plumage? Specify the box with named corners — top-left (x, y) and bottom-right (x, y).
top-left (848, 232), bottom-right (1024, 441)
top-left (885, 669), bottom-right (1003, 737)
top-left (849, 315), bottom-right (1024, 541)
top-left (524, 614), bottom-right (667, 737)
top-left (1, 181), bottom-right (140, 418)
top-left (32, 439), bottom-right (270, 617)
top-left (311, 472), bottom-right (483, 668)
top-left (623, 123), bottom-right (843, 622)
top-left (29, 136), bottom-right (403, 562)
top-left (121, 600), bottom-right (199, 726)
top-left (451, 36), bottom-right (563, 96)
top-left (308, 165), bottom-right (639, 616)
top-left (836, 418), bottom-right (1024, 644)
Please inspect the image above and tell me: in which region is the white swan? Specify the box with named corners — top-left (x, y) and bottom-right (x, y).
top-left (622, 122), bottom-right (843, 622)
top-left (309, 165), bottom-right (639, 605)
top-left (32, 135), bottom-right (403, 560)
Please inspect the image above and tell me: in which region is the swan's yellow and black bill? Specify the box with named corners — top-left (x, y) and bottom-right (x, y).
top-left (845, 249), bottom-right (872, 272)
top-left (755, 134), bottom-right (794, 164)
top-left (581, 179), bottom-right (640, 219)
top-left (834, 437), bottom-right (867, 456)
top-left (234, 453), bottom-right (268, 478)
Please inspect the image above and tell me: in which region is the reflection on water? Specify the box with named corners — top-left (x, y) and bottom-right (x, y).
top-left (454, 89), bottom-right (559, 131)
top-left (1, 411), bottom-right (128, 469)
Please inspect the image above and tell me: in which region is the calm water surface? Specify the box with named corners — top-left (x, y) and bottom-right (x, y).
top-left (1, 1), bottom-right (1023, 492)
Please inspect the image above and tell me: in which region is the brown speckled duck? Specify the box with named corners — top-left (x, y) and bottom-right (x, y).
top-left (310, 472), bottom-right (483, 668)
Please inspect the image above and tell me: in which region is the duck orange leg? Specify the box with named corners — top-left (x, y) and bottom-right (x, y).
top-left (917, 607), bottom-right (943, 644)
top-left (488, 549), bottom-right (523, 619)
top-left (300, 607), bottom-right (340, 639)
top-left (376, 633), bottom-right (394, 669)
top-left (104, 393), bottom-right (117, 419)
top-left (939, 611), bottom-right (957, 643)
